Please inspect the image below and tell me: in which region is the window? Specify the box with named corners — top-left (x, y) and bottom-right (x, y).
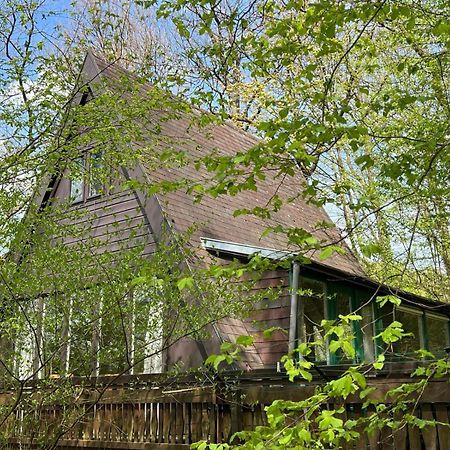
top-left (374, 302), bottom-right (394, 357)
top-left (70, 156), bottom-right (84, 203)
top-left (375, 304), bottom-right (425, 360)
top-left (69, 151), bottom-right (104, 203)
top-left (88, 151), bottom-right (103, 198)
top-left (393, 307), bottom-right (423, 358)
top-left (425, 313), bottom-right (449, 359)
top-left (297, 279), bottom-right (370, 365)
top-left (298, 277), bottom-right (326, 363)
top-left (327, 286), bottom-right (354, 364)
top-left (296, 276), bottom-right (450, 366)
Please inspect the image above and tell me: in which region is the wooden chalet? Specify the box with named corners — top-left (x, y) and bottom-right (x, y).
top-left (4, 53), bottom-right (450, 449)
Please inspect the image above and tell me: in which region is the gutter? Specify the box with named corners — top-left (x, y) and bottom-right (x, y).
top-left (288, 261), bottom-right (300, 353)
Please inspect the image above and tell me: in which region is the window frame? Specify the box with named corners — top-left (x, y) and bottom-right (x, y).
top-left (296, 275), bottom-right (328, 364)
top-left (295, 272), bottom-right (450, 366)
top-left (423, 311), bottom-right (450, 358)
top-left (69, 151), bottom-right (105, 204)
top-left (393, 306), bottom-right (425, 358)
top-left (326, 283), bottom-right (362, 365)
top-left (69, 156), bottom-right (85, 204)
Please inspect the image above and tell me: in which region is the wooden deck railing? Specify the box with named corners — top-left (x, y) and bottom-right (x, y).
top-left (2, 369), bottom-right (450, 449)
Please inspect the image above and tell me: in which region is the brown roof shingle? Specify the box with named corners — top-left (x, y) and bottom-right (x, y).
top-left (88, 54), bottom-right (365, 277)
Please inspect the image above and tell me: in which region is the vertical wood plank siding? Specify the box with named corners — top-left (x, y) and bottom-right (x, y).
top-left (3, 372), bottom-right (449, 449)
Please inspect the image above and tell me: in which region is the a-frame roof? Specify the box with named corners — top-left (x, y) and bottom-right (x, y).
top-left (75, 52), bottom-right (366, 279)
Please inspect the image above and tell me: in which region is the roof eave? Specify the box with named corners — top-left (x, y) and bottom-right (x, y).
top-left (201, 237), bottom-right (450, 313)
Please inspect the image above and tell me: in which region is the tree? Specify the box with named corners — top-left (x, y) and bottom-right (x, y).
top-left (148, 0), bottom-right (450, 302)
top-left (65, 0), bottom-right (179, 80)
top-left (0, 1), bottom-right (264, 446)
top-left (0, 0), bottom-right (449, 448)
top-left (139, 0), bottom-right (450, 447)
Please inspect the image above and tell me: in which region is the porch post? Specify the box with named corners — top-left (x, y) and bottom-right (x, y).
top-left (33, 296), bottom-right (45, 380)
top-left (91, 297), bottom-right (102, 377)
top-left (60, 296), bottom-right (73, 375)
top-left (126, 291), bottom-right (135, 375)
top-left (288, 261), bottom-right (300, 352)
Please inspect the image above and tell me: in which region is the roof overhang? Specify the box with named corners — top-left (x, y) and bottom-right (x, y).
top-left (200, 237), bottom-right (450, 314)
top-left (200, 237), bottom-right (295, 261)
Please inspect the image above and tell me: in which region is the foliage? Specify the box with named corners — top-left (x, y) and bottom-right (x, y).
top-left (193, 308), bottom-right (450, 449)
top-left (0, 0), bottom-right (449, 448)
top-left (144, 0), bottom-right (450, 302)
top-left (0, 1), bottom-right (266, 444)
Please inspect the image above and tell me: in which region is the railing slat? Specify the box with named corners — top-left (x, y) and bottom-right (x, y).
top-left (435, 404), bottom-right (450, 450)
top-left (3, 373), bottom-right (449, 449)
top-left (422, 404), bottom-right (438, 450)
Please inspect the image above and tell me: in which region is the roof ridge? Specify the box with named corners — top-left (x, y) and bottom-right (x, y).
top-left (82, 52), bottom-right (261, 145)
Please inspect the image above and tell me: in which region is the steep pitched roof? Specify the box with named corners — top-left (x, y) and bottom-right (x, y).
top-left (85, 53), bottom-right (365, 278)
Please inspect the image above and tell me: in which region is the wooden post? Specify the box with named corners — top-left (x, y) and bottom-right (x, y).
top-left (230, 389), bottom-right (242, 437)
top-left (91, 297), bottom-right (102, 377)
top-left (361, 303), bottom-right (375, 363)
top-left (33, 296), bottom-right (45, 379)
top-left (60, 296), bottom-right (73, 375)
top-left (142, 297), bottom-right (163, 374)
top-left (127, 291), bottom-right (135, 375)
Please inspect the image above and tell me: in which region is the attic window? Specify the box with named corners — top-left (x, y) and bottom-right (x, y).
top-left (70, 151), bottom-right (104, 203)
top-left (70, 156), bottom-right (84, 203)
top-left (88, 151), bottom-right (103, 198)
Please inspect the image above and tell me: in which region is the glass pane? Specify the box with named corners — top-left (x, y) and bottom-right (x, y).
top-left (360, 301), bottom-right (374, 363)
top-left (393, 309), bottom-right (422, 358)
top-left (299, 278), bottom-right (326, 362)
top-left (70, 157), bottom-right (84, 202)
top-left (426, 315), bottom-right (449, 359)
top-left (88, 151), bottom-right (103, 197)
top-left (331, 290), bottom-right (353, 363)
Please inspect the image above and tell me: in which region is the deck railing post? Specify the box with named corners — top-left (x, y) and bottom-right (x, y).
top-left (230, 387), bottom-right (242, 437)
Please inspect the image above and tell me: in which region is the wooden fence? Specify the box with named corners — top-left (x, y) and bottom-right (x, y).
top-left (2, 370), bottom-right (449, 449)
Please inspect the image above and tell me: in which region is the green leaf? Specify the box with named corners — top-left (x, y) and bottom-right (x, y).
top-left (351, 371), bottom-right (367, 389)
top-left (373, 354), bottom-right (385, 370)
top-left (376, 295), bottom-right (401, 307)
top-left (177, 277), bottom-right (194, 291)
top-left (263, 326), bottom-right (286, 339)
top-left (236, 335), bottom-right (254, 346)
top-left (130, 276), bottom-right (147, 286)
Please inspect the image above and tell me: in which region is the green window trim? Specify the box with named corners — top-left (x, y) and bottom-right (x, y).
top-left (326, 284), bottom-right (363, 365)
top-left (351, 291), bottom-right (365, 364)
top-left (295, 273), bottom-right (450, 366)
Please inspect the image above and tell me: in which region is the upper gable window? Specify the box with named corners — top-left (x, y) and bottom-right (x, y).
top-left (88, 151), bottom-right (103, 198)
top-left (70, 151), bottom-right (104, 203)
top-left (70, 156), bottom-right (85, 203)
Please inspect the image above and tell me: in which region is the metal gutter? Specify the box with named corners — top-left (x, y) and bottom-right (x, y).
top-left (288, 261), bottom-right (300, 353)
top-left (200, 237), bottom-right (294, 260)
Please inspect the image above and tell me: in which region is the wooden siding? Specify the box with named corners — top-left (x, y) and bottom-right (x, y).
top-left (51, 170), bottom-right (156, 261)
top-left (165, 270), bottom-right (291, 372)
top-left (216, 269), bottom-right (291, 370)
